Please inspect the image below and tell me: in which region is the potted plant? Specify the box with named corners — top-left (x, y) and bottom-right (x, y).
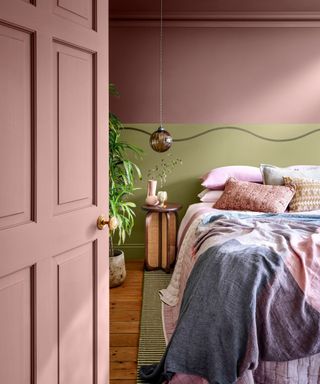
top-left (109, 84), bottom-right (143, 287)
top-left (146, 155), bottom-right (182, 205)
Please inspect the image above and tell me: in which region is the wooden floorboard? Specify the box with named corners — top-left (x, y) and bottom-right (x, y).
top-left (110, 333), bottom-right (139, 347)
top-left (110, 309), bottom-right (140, 322)
top-left (110, 259), bottom-right (144, 384)
top-left (110, 321), bottom-right (140, 334)
top-left (110, 361), bottom-right (137, 379)
top-left (110, 347), bottom-right (138, 362)
top-left (110, 301), bottom-right (141, 311)
top-left (110, 381), bottom-right (136, 384)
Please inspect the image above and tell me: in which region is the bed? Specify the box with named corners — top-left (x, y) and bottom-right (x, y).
top-left (140, 166), bottom-right (320, 384)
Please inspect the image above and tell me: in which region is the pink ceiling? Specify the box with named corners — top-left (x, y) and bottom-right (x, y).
top-left (110, 0), bottom-right (320, 14)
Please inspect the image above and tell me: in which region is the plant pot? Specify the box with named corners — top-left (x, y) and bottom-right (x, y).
top-left (109, 249), bottom-right (126, 288)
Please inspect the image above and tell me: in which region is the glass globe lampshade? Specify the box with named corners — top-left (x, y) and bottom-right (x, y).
top-left (149, 126), bottom-right (172, 152)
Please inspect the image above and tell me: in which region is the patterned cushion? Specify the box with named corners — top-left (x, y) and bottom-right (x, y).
top-left (214, 177), bottom-right (295, 213)
top-left (283, 177), bottom-right (320, 212)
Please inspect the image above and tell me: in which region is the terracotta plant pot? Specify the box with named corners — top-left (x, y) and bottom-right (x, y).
top-left (109, 249), bottom-right (126, 288)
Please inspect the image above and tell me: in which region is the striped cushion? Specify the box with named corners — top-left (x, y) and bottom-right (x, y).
top-left (284, 177), bottom-right (320, 212)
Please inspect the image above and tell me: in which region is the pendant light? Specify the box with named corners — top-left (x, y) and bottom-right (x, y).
top-left (149, 0), bottom-right (172, 152)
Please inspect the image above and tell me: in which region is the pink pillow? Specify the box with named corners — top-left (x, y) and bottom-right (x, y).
top-left (214, 177), bottom-right (295, 213)
top-left (201, 166), bottom-right (262, 190)
top-left (198, 189), bottom-right (223, 203)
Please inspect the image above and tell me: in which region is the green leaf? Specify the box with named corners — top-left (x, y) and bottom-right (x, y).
top-left (109, 84), bottom-right (120, 96)
top-left (109, 84), bottom-right (143, 249)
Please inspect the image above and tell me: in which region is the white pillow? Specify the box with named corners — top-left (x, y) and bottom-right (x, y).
top-left (260, 164), bottom-right (320, 186)
top-left (198, 189), bottom-right (223, 203)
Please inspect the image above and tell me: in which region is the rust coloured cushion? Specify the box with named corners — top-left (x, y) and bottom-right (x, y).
top-left (214, 177), bottom-right (296, 213)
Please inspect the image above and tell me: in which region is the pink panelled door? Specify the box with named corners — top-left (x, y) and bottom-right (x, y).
top-left (0, 1), bottom-right (109, 384)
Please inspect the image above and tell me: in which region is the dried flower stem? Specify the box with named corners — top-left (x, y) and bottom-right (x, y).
top-left (147, 154), bottom-right (183, 188)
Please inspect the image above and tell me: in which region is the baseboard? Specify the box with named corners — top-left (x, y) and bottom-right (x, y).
top-left (115, 243), bottom-right (145, 260)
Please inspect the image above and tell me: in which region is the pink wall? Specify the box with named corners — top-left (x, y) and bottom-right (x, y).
top-left (110, 19), bottom-right (320, 124)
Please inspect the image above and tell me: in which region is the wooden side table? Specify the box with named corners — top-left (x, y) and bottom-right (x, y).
top-left (142, 203), bottom-right (182, 273)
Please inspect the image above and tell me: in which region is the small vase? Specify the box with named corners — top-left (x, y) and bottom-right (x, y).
top-left (145, 180), bottom-right (159, 206)
top-left (145, 195), bottom-right (158, 206)
top-left (157, 190), bottom-right (168, 207)
top-left (147, 179), bottom-right (157, 196)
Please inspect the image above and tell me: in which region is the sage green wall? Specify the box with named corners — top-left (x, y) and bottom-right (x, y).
top-left (119, 124), bottom-right (320, 259)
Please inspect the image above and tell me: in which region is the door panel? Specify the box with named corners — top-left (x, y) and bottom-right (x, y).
top-left (53, 41), bottom-right (95, 214)
top-left (0, 1), bottom-right (109, 383)
top-left (54, 0), bottom-right (96, 30)
top-left (0, 23), bottom-right (34, 230)
top-left (0, 268), bottom-right (33, 384)
top-left (55, 243), bottom-right (95, 384)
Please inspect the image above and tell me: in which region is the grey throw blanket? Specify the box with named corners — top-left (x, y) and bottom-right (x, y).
top-left (140, 214), bottom-right (320, 384)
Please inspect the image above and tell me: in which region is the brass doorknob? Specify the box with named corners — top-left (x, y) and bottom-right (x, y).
top-left (97, 215), bottom-right (118, 230)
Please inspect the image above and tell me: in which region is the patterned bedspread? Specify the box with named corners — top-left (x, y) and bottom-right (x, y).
top-left (140, 211), bottom-right (320, 384)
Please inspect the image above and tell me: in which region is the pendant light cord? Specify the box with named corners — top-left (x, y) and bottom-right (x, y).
top-left (159, 0), bottom-right (163, 128)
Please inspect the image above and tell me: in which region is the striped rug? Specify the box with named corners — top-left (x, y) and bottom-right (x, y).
top-left (136, 270), bottom-right (172, 383)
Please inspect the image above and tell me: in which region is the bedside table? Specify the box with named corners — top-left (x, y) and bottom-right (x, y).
top-left (142, 203), bottom-right (182, 273)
